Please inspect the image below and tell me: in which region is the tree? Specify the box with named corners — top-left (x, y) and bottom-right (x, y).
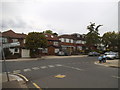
top-left (85, 22), bottom-right (103, 51)
top-left (43, 30), bottom-right (53, 34)
top-left (43, 30), bottom-right (58, 36)
top-left (102, 31), bottom-right (119, 51)
top-left (25, 32), bottom-right (47, 57)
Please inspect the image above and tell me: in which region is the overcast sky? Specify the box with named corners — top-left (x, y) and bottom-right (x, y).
top-left (0, 0), bottom-right (119, 36)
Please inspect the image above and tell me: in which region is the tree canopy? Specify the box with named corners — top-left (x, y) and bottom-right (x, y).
top-left (85, 22), bottom-right (103, 51)
top-left (102, 31), bottom-right (119, 51)
top-left (43, 30), bottom-right (58, 36)
top-left (25, 32), bottom-right (47, 49)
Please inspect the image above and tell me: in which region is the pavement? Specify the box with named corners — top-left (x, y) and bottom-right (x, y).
top-left (0, 55), bottom-right (87, 62)
top-left (94, 59), bottom-right (120, 68)
top-left (1, 73), bottom-right (28, 89)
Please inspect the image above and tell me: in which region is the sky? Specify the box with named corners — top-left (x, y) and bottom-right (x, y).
top-left (0, 0), bottom-right (119, 36)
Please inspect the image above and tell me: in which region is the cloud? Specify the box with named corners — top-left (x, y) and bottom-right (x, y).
top-left (1, 17), bottom-right (33, 30)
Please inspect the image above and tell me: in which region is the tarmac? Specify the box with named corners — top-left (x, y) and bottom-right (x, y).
top-left (0, 55), bottom-right (119, 89)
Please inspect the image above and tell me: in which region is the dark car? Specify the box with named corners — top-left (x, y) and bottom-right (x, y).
top-left (56, 51), bottom-right (71, 56)
top-left (88, 52), bottom-right (100, 56)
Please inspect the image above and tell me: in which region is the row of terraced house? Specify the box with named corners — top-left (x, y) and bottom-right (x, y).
top-left (1, 30), bottom-right (87, 58)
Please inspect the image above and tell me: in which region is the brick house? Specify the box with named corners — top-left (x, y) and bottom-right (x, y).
top-left (1, 30), bottom-right (30, 58)
top-left (59, 34), bottom-right (76, 54)
top-left (71, 33), bottom-right (86, 53)
top-left (42, 33), bottom-right (61, 55)
top-left (59, 33), bottom-right (86, 54)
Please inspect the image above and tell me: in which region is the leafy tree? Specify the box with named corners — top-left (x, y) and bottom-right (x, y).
top-left (43, 30), bottom-right (58, 36)
top-left (25, 32), bottom-right (47, 57)
top-left (85, 22), bottom-right (103, 51)
top-left (102, 31), bottom-right (119, 51)
top-left (43, 30), bottom-right (53, 34)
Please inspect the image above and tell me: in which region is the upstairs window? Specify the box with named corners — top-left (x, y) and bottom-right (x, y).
top-left (54, 42), bottom-right (58, 46)
top-left (66, 38), bottom-right (69, 43)
top-left (2, 38), bottom-right (8, 43)
top-left (12, 39), bottom-right (18, 42)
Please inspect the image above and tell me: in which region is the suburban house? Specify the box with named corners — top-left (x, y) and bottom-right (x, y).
top-left (59, 33), bottom-right (86, 54)
top-left (71, 33), bottom-right (86, 53)
top-left (1, 30), bottom-right (30, 58)
top-left (42, 33), bottom-right (61, 55)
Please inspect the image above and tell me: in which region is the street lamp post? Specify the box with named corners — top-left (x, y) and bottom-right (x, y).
top-left (2, 47), bottom-right (10, 82)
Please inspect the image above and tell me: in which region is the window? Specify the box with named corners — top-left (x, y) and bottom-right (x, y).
top-left (82, 41), bottom-right (85, 44)
top-left (2, 38), bottom-right (7, 43)
top-left (54, 42), bottom-right (58, 46)
top-left (23, 39), bottom-right (26, 43)
top-left (59, 38), bottom-right (64, 42)
top-left (71, 39), bottom-right (73, 43)
top-left (66, 39), bottom-right (69, 43)
top-left (77, 34), bottom-right (80, 37)
top-left (76, 40), bottom-right (81, 44)
top-left (45, 35), bottom-right (48, 37)
top-left (51, 35), bottom-right (54, 38)
top-left (77, 46), bottom-right (82, 50)
top-left (15, 48), bottom-right (18, 52)
top-left (55, 49), bottom-right (59, 53)
top-left (14, 48), bottom-right (19, 53)
top-left (12, 39), bottom-right (18, 42)
top-left (42, 48), bottom-right (48, 53)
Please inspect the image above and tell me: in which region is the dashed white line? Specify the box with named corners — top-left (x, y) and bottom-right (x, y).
top-left (40, 66), bottom-right (47, 69)
top-left (55, 64), bottom-right (62, 66)
top-left (32, 67), bottom-right (40, 70)
top-left (13, 70), bottom-right (21, 74)
top-left (62, 65), bottom-right (83, 71)
top-left (112, 76), bottom-right (120, 79)
top-left (23, 68), bottom-right (31, 72)
top-left (48, 65), bottom-right (55, 67)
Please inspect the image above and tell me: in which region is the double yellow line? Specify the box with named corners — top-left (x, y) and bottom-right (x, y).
top-left (17, 73), bottom-right (42, 90)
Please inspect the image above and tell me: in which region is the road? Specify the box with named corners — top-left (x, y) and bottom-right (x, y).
top-left (2, 56), bottom-right (118, 88)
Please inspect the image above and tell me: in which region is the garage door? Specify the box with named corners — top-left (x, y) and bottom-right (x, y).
top-left (22, 49), bottom-right (30, 58)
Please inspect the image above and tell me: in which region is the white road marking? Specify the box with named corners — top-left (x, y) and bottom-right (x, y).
top-left (48, 65), bottom-right (55, 67)
top-left (55, 64), bottom-right (62, 66)
top-left (13, 70), bottom-right (21, 74)
top-left (10, 74), bottom-right (23, 81)
top-left (23, 68), bottom-right (31, 72)
top-left (32, 67), bottom-right (40, 70)
top-left (62, 65), bottom-right (83, 71)
top-left (40, 66), bottom-right (47, 69)
top-left (112, 76), bottom-right (120, 79)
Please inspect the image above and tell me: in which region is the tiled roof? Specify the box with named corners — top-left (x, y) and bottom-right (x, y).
top-left (2, 30), bottom-right (26, 38)
top-left (44, 33), bottom-right (60, 41)
top-left (58, 34), bottom-right (75, 39)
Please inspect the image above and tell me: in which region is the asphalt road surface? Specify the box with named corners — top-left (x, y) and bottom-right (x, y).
top-left (2, 56), bottom-right (119, 88)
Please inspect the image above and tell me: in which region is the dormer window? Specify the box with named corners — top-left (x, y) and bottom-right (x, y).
top-left (51, 35), bottom-right (54, 38)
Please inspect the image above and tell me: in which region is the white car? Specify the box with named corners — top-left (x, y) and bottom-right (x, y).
top-left (104, 52), bottom-right (118, 59)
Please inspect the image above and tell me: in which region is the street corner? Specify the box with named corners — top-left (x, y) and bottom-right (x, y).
top-left (2, 73), bottom-right (28, 88)
top-left (94, 60), bottom-right (119, 68)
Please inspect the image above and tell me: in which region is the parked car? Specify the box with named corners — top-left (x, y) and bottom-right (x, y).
top-left (57, 51), bottom-right (71, 56)
top-left (88, 52), bottom-right (100, 56)
top-left (57, 51), bottom-right (65, 56)
top-left (104, 51), bottom-right (118, 59)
